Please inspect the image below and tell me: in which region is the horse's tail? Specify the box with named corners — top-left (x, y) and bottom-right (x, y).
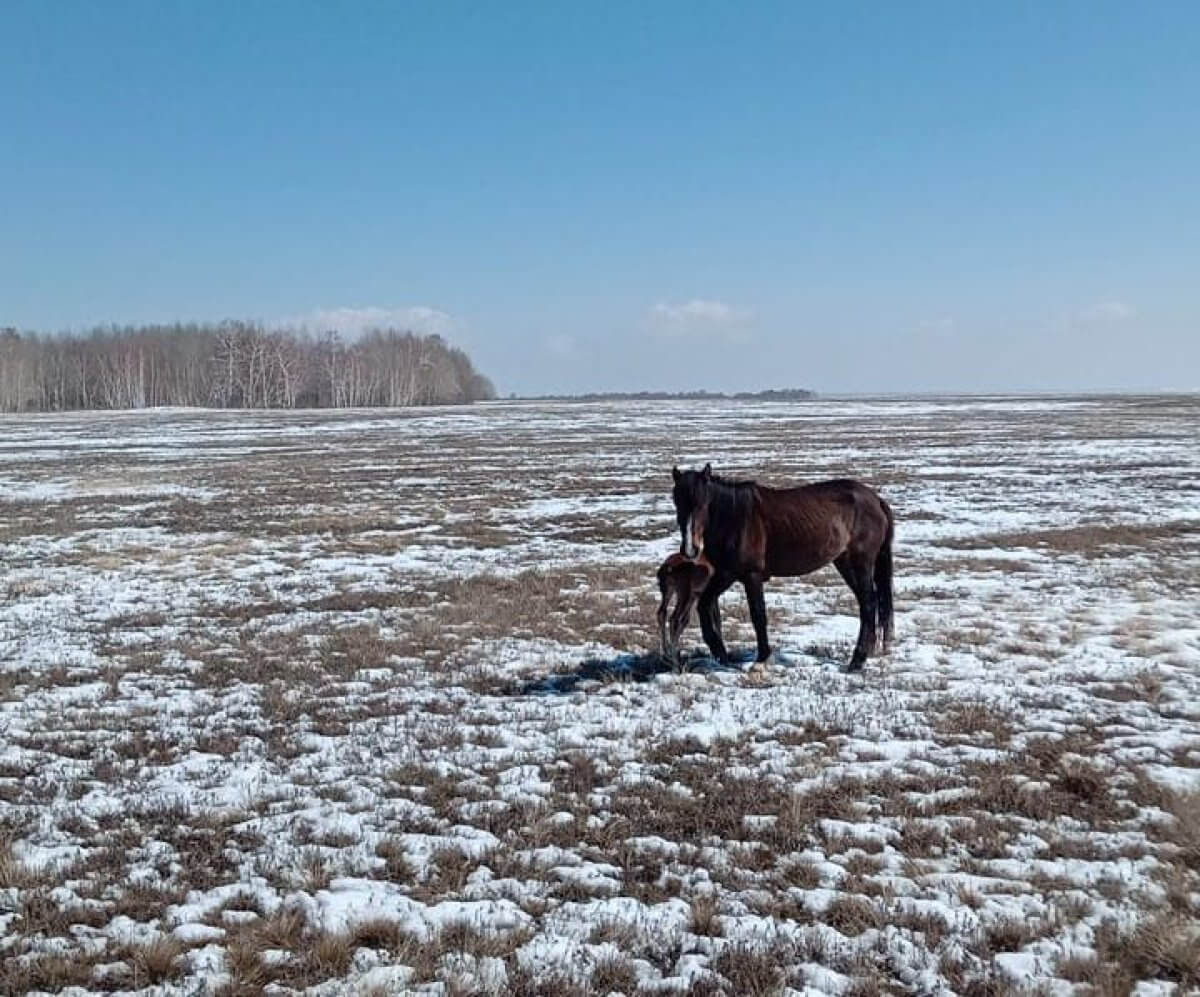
top-left (874, 497), bottom-right (895, 650)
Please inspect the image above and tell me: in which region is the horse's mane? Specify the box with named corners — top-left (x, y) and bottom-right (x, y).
top-left (702, 475), bottom-right (757, 564)
top-left (709, 472), bottom-right (757, 489)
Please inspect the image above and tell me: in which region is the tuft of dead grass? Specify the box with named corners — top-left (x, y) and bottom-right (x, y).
top-left (589, 952), bottom-right (639, 994)
top-left (713, 940), bottom-right (789, 996)
top-left (941, 519), bottom-right (1199, 554)
top-left (689, 892), bottom-right (724, 936)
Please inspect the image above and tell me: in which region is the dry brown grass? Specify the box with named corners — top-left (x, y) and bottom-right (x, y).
top-left (825, 894), bottom-right (885, 936)
top-left (0, 840), bottom-right (46, 891)
top-left (5, 399), bottom-right (1200, 997)
top-left (503, 963), bottom-right (591, 997)
top-left (17, 888), bottom-right (94, 936)
top-left (689, 892), bottom-right (724, 936)
top-left (0, 950), bottom-right (98, 994)
top-left (933, 699), bottom-right (1016, 745)
top-left (960, 732), bottom-right (1128, 827)
top-left (942, 519), bottom-right (1199, 554)
top-left (120, 936), bottom-right (190, 986)
top-left (422, 564), bottom-right (653, 647)
top-left (589, 952), bottom-right (640, 994)
top-left (1081, 914), bottom-right (1200, 990)
top-left (107, 881), bottom-right (192, 922)
top-left (713, 939), bottom-right (790, 996)
top-left (219, 906), bottom-right (402, 993)
top-left (982, 915), bottom-right (1044, 953)
top-left (1150, 788), bottom-right (1200, 871)
top-left (374, 835), bottom-right (417, 883)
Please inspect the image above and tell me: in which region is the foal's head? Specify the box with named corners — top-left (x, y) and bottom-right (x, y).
top-left (671, 462), bottom-right (713, 559)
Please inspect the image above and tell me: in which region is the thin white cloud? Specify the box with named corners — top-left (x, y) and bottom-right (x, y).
top-left (1080, 301), bottom-right (1135, 323)
top-left (648, 298), bottom-right (752, 336)
top-left (288, 305), bottom-right (456, 338)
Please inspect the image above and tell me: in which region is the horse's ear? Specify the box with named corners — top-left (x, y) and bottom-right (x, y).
top-left (672, 465), bottom-right (681, 483)
top-left (702, 462), bottom-right (712, 481)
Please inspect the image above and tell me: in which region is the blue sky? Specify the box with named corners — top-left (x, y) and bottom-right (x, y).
top-left (2, 2), bottom-right (1197, 393)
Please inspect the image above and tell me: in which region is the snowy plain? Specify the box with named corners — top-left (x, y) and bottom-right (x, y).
top-left (1, 395), bottom-right (1199, 996)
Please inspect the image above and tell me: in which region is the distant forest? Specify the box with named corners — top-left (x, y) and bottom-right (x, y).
top-left (0, 323), bottom-right (495, 412)
top-left (521, 388), bottom-right (817, 402)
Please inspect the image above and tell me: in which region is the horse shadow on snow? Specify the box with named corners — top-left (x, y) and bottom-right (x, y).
top-left (515, 645), bottom-right (841, 695)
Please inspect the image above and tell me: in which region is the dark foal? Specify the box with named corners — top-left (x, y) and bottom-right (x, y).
top-left (672, 463), bottom-right (894, 672)
top-left (655, 551), bottom-right (715, 662)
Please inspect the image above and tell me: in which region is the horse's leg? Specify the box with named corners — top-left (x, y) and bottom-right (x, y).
top-left (743, 575), bottom-right (772, 663)
top-left (698, 574), bottom-right (734, 664)
top-left (834, 552), bottom-right (877, 671)
top-left (874, 515), bottom-right (895, 651)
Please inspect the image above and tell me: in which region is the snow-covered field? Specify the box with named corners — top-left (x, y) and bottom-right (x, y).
top-left (2, 395), bottom-right (1198, 996)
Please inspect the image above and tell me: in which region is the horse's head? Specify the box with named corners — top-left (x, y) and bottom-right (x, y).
top-left (671, 462), bottom-right (713, 559)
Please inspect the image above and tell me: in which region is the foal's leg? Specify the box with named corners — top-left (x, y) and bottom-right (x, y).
top-left (743, 575), bottom-right (772, 664)
top-left (656, 587), bottom-right (674, 659)
top-left (668, 584), bottom-right (700, 656)
top-left (834, 552), bottom-right (877, 672)
top-left (698, 574), bottom-right (734, 664)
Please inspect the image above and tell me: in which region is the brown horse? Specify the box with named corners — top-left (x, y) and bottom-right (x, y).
top-left (655, 551), bottom-right (715, 663)
top-left (671, 463), bottom-right (894, 671)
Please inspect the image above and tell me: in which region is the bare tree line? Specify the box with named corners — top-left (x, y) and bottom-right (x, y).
top-left (0, 322), bottom-right (495, 412)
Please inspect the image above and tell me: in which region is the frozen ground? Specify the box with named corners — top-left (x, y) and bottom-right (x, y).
top-left (1, 395), bottom-right (1198, 996)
